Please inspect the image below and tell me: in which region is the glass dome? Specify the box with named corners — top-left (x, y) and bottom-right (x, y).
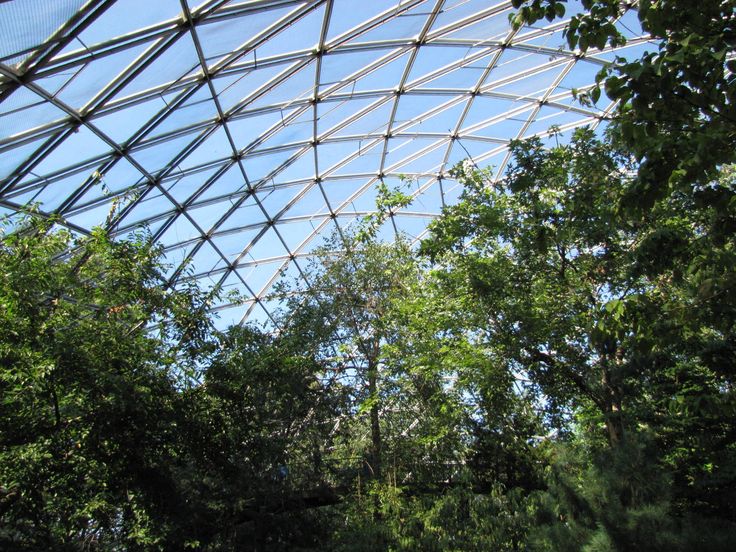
top-left (0, 0), bottom-right (649, 326)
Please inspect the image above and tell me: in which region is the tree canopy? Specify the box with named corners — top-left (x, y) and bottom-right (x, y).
top-left (2, 1), bottom-right (736, 550)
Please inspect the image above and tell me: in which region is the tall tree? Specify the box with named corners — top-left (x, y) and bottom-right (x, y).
top-left (0, 215), bottom-right (215, 549)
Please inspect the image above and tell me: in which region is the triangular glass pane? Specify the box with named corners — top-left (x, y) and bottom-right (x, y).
top-left (393, 214), bottom-right (434, 240)
top-left (348, 180), bottom-right (381, 212)
top-left (159, 213), bottom-right (202, 247)
top-left (54, 44), bottom-right (149, 110)
top-left (131, 131), bottom-right (199, 174)
top-left (188, 201), bottom-right (230, 234)
top-left (78, 0), bottom-right (182, 47)
top-left (284, 183), bottom-right (328, 218)
top-left (319, 49), bottom-right (394, 93)
top-left (32, 126), bottom-right (112, 176)
top-left (406, 44), bottom-right (474, 86)
top-left (162, 241), bottom-right (199, 279)
top-left (213, 271), bottom-right (254, 307)
top-left (65, 199), bottom-right (119, 229)
top-left (347, 3), bottom-right (429, 44)
top-left (95, 100), bottom-right (167, 148)
top-left (1, 2), bottom-right (82, 63)
top-left (441, 10), bottom-right (512, 42)
top-left (244, 147), bottom-right (301, 184)
top-left (254, 107), bottom-right (312, 150)
top-left (244, 227), bottom-right (289, 263)
top-left (272, 149), bottom-right (315, 183)
top-left (493, 65), bottom-right (564, 98)
top-left (214, 63), bottom-right (285, 114)
top-left (415, 61), bottom-right (490, 91)
top-left (0, 137), bottom-right (45, 180)
top-left (469, 113), bottom-right (528, 141)
top-left (0, 86), bottom-right (46, 116)
top-left (165, 165), bottom-right (220, 204)
top-left (275, 218), bottom-right (320, 251)
top-left (179, 126), bottom-right (233, 170)
top-left (317, 96), bottom-right (376, 136)
top-left (211, 227), bottom-right (261, 262)
top-left (330, 140), bottom-right (383, 177)
top-left (321, 177), bottom-right (367, 211)
top-left (393, 94), bottom-right (459, 130)
top-left (196, 163), bottom-right (247, 202)
top-left (256, 183), bottom-right (305, 218)
top-left (255, 4), bottom-right (325, 59)
top-left (151, 92), bottom-right (219, 139)
top-left (352, 52), bottom-right (411, 93)
top-left (213, 303), bottom-right (251, 331)
top-left (122, 189), bottom-right (176, 226)
top-left (388, 142), bottom-right (445, 175)
top-left (0, 95), bottom-right (67, 141)
top-left (429, 0), bottom-right (493, 34)
top-left (317, 140), bottom-right (361, 175)
top-left (11, 168), bottom-right (88, 211)
top-left (384, 137), bottom-right (439, 170)
top-left (483, 48), bottom-right (536, 83)
top-left (462, 95), bottom-right (527, 129)
top-left (196, 5), bottom-right (292, 60)
top-left (113, 33), bottom-right (199, 100)
top-left (333, 100), bottom-right (393, 138)
top-left (411, 178), bottom-right (444, 212)
top-left (248, 62), bottom-right (316, 110)
top-left (523, 105), bottom-right (590, 137)
top-left (325, 0), bottom-right (396, 44)
top-left (227, 110), bottom-right (285, 152)
top-left (218, 194), bottom-right (268, 232)
top-left (400, 98), bottom-right (467, 135)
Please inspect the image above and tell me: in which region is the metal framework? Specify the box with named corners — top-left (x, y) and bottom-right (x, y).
top-left (0, 0), bottom-right (649, 327)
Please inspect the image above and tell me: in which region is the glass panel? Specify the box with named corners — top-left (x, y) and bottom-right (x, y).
top-left (0, 94), bottom-right (67, 141)
top-left (53, 44), bottom-right (149, 110)
top-left (255, 4), bottom-right (325, 60)
top-left (317, 140), bottom-right (362, 175)
top-left (0, 137), bottom-right (45, 180)
top-left (325, 0), bottom-right (395, 44)
top-left (0, 0), bottom-right (85, 64)
top-left (346, 3), bottom-right (430, 44)
top-left (218, 194), bottom-right (267, 232)
top-left (441, 10), bottom-right (512, 42)
top-left (78, 0), bottom-right (182, 47)
top-left (179, 126), bottom-right (233, 170)
top-left (113, 33), bottom-right (199, 100)
top-left (165, 165), bottom-right (221, 203)
top-left (196, 5), bottom-right (292, 60)
top-left (271, 150), bottom-right (315, 184)
top-left (32, 126), bottom-right (112, 176)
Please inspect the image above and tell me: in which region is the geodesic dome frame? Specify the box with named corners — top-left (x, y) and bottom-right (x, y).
top-left (0, 0), bottom-right (650, 327)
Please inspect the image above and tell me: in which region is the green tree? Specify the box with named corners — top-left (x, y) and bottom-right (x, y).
top-left (175, 324), bottom-right (342, 550)
top-left (510, 0), bottom-right (736, 208)
top-left (422, 129), bottom-right (736, 548)
top-left (0, 215), bottom-right (215, 549)
top-left (277, 233), bottom-right (465, 484)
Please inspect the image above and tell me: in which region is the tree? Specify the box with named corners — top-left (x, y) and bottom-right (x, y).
top-left (0, 214), bottom-right (215, 549)
top-left (511, 0), bottom-right (736, 208)
top-left (277, 232), bottom-right (466, 484)
top-left (421, 128), bottom-right (736, 547)
top-left (174, 324), bottom-right (342, 550)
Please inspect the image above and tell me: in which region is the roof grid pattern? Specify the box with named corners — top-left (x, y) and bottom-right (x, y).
top-left (0, 0), bottom-right (649, 327)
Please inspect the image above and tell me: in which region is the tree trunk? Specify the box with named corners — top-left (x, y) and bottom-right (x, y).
top-left (601, 358), bottom-right (624, 447)
top-left (368, 358), bottom-right (382, 479)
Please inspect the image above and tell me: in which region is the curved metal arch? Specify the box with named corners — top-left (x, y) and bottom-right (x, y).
top-left (0, 0), bottom-right (651, 326)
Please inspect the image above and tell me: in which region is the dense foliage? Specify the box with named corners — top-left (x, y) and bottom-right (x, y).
top-left (2, 1), bottom-right (735, 549)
